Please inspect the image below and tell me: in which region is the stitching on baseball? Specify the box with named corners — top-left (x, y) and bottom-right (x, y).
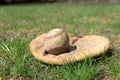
top-left (44, 29), bottom-right (64, 40)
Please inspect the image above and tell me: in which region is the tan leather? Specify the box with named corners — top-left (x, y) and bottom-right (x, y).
top-left (29, 33), bottom-right (110, 65)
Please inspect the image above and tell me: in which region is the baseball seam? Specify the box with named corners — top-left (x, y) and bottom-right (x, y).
top-left (44, 29), bottom-right (64, 40)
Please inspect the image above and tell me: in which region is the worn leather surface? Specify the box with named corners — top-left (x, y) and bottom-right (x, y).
top-left (29, 33), bottom-right (110, 65)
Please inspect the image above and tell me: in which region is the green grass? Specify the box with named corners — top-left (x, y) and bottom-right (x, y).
top-left (0, 3), bottom-right (120, 80)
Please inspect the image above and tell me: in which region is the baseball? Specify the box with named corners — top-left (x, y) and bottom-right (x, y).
top-left (44, 29), bottom-right (69, 55)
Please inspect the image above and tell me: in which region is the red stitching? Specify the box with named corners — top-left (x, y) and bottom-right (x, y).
top-left (45, 29), bottom-right (64, 40)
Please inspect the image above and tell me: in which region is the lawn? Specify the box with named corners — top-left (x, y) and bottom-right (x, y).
top-left (0, 3), bottom-right (120, 80)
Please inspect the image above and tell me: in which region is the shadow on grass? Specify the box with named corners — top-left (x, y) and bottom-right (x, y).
top-left (32, 48), bottom-right (114, 80)
top-left (93, 48), bottom-right (114, 62)
top-left (90, 48), bottom-right (114, 80)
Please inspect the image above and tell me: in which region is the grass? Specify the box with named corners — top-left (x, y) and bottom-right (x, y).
top-left (0, 3), bottom-right (120, 80)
